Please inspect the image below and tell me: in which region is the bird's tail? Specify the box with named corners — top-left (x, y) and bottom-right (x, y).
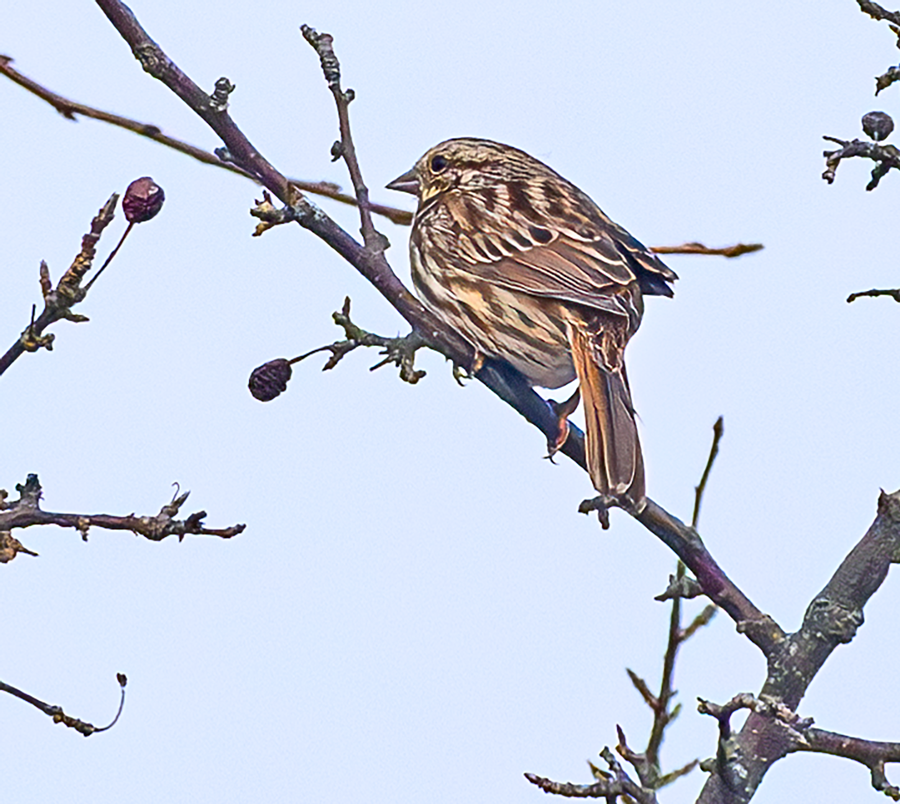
top-left (568, 323), bottom-right (645, 507)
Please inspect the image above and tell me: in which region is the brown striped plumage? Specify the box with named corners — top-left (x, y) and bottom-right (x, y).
top-left (387, 138), bottom-right (676, 506)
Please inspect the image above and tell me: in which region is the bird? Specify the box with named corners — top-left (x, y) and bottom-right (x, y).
top-left (387, 138), bottom-right (676, 508)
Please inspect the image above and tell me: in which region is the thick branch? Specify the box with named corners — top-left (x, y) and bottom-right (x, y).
top-left (696, 490), bottom-right (900, 803)
top-left (636, 501), bottom-right (784, 655)
top-left (800, 728), bottom-right (900, 800)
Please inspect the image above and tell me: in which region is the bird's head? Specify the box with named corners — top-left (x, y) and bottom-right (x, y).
top-left (386, 138), bottom-right (528, 208)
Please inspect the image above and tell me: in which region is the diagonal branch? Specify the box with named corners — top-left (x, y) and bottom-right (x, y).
top-left (92, 0), bottom-right (783, 649)
top-left (94, 0), bottom-right (475, 371)
top-left (1, 178), bottom-right (165, 378)
top-left (87, 8), bottom-right (900, 804)
top-left (0, 193), bottom-right (117, 377)
top-left (696, 489), bottom-right (900, 803)
top-left (0, 54), bottom-right (413, 226)
top-left (858, 0), bottom-right (900, 26)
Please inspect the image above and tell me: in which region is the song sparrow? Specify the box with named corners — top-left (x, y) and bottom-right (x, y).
top-left (387, 138), bottom-right (676, 506)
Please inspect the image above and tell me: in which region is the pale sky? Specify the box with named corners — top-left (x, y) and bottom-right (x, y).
top-left (2, 2), bottom-right (899, 803)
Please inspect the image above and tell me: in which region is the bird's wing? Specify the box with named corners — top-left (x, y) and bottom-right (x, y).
top-left (415, 203), bottom-right (672, 317)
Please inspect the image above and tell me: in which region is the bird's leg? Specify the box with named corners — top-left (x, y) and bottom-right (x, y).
top-left (545, 385), bottom-right (581, 461)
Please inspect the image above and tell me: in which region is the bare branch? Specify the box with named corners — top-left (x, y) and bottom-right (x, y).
top-left (0, 194), bottom-right (116, 376)
top-left (692, 417), bottom-right (724, 529)
top-left (525, 745), bottom-right (655, 802)
top-left (301, 26), bottom-right (385, 255)
top-left (696, 490), bottom-right (900, 803)
top-left (798, 728), bottom-right (900, 800)
top-left (847, 287), bottom-right (900, 303)
top-left (0, 179), bottom-right (164, 377)
top-left (642, 420), bottom-right (722, 782)
top-left (96, 0), bottom-right (476, 373)
top-left (0, 674), bottom-right (127, 736)
top-left (0, 54), bottom-right (413, 225)
top-left (854, 1), bottom-right (900, 92)
top-left (91, 2), bottom-right (787, 671)
top-left (648, 242), bottom-right (763, 258)
top-left (858, 0), bottom-right (900, 27)
top-left (822, 135), bottom-right (900, 189)
top-left (0, 475), bottom-right (245, 553)
top-left (249, 297), bottom-right (426, 401)
top-left (635, 500), bottom-right (784, 654)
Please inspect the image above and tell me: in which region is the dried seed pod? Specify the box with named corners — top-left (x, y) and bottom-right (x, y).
top-left (862, 111), bottom-right (894, 142)
top-left (123, 177), bottom-right (165, 222)
top-left (249, 358), bottom-right (292, 401)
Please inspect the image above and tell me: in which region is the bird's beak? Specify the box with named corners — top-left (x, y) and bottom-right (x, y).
top-left (386, 167), bottom-right (419, 195)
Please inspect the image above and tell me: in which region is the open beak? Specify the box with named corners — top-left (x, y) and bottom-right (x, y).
top-left (386, 167), bottom-right (419, 195)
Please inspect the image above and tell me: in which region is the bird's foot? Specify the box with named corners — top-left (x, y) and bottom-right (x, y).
top-left (544, 387), bottom-right (581, 462)
top-left (578, 492), bottom-right (646, 530)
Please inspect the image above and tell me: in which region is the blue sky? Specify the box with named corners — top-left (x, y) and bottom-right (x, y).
top-left (2, 2), bottom-right (900, 802)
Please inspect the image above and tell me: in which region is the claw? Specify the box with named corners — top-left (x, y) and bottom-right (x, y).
top-left (452, 350), bottom-right (485, 386)
top-left (545, 386), bottom-right (581, 461)
top-left (452, 363), bottom-right (470, 385)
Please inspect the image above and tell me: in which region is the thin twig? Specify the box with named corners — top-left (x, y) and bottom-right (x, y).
top-left (0, 54), bottom-right (413, 225)
top-left (300, 26), bottom-right (383, 252)
top-left (847, 287), bottom-right (900, 303)
top-left (648, 242), bottom-right (762, 258)
top-left (0, 674), bottom-right (127, 736)
top-left (526, 745), bottom-right (656, 802)
top-left (692, 416), bottom-right (724, 528)
top-left (0, 194), bottom-right (118, 377)
top-left (643, 419), bottom-right (723, 779)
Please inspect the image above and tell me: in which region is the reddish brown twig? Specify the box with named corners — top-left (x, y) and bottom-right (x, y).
top-left (0, 54), bottom-right (413, 225)
top-left (649, 242), bottom-right (763, 258)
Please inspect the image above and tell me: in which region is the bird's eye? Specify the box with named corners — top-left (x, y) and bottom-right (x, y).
top-left (430, 155), bottom-right (448, 173)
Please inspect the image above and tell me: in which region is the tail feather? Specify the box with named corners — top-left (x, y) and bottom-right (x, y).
top-left (569, 324), bottom-right (645, 505)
